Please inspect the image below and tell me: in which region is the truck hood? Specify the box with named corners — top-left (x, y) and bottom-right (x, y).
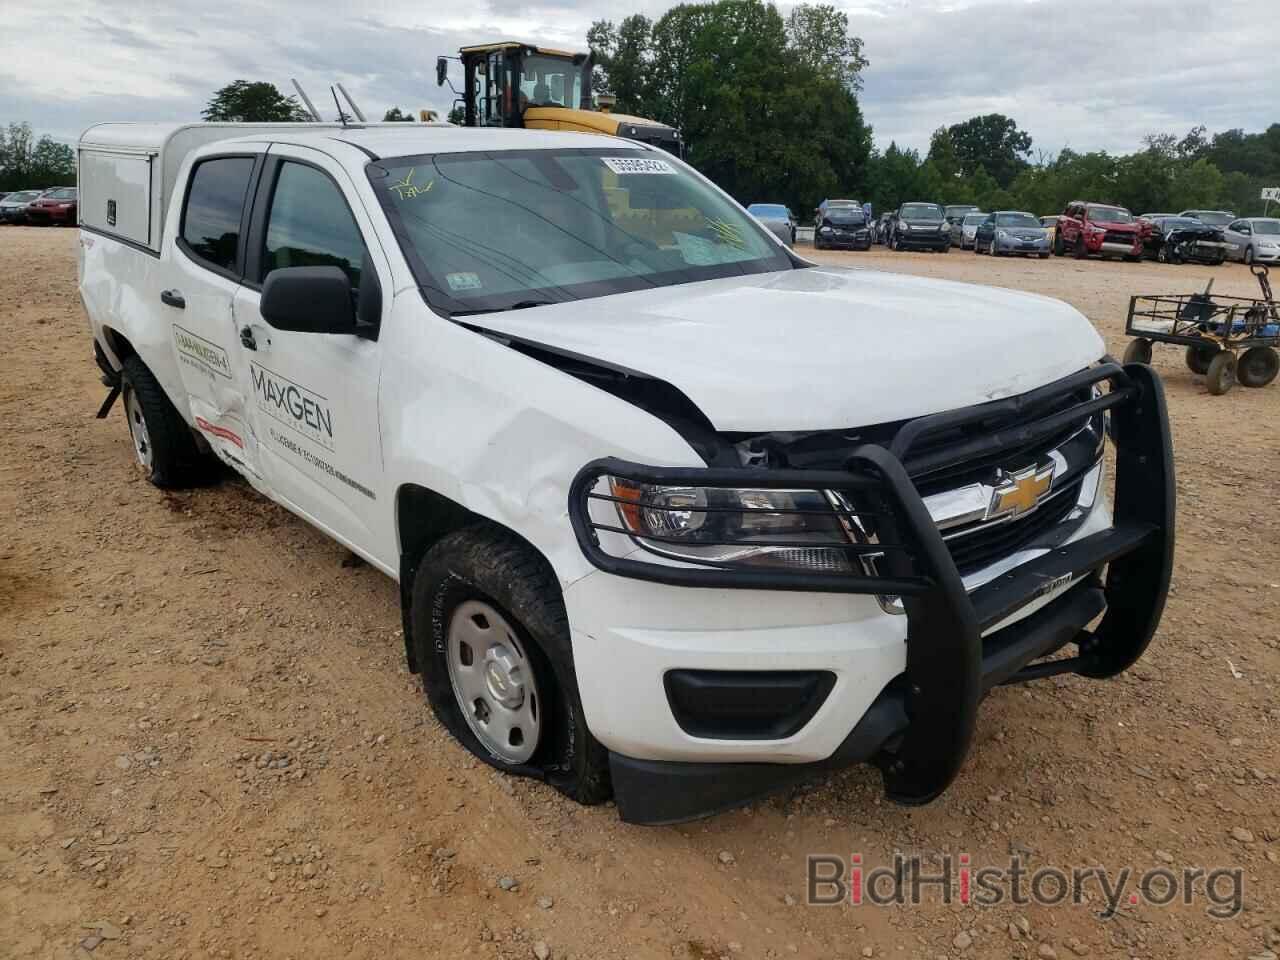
top-left (470, 266), bottom-right (1105, 432)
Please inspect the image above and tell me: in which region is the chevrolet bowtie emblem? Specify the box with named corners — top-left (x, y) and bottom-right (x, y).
top-left (987, 463), bottom-right (1055, 520)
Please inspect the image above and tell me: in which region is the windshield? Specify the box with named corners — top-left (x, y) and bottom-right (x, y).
top-left (519, 53), bottom-right (583, 109)
top-left (1253, 220), bottom-right (1280, 236)
top-left (996, 212), bottom-right (1040, 228)
top-left (962, 213), bottom-right (987, 226)
top-left (1087, 205), bottom-right (1133, 223)
top-left (901, 203), bottom-right (943, 220)
top-left (47, 188), bottom-right (76, 200)
top-left (5, 190), bottom-right (40, 202)
top-left (945, 205), bottom-right (976, 218)
top-left (372, 149), bottom-right (793, 313)
top-left (748, 204), bottom-right (788, 219)
top-left (826, 208), bottom-right (864, 223)
top-left (1188, 211), bottom-right (1232, 226)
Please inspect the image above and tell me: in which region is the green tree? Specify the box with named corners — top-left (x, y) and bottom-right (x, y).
top-left (382, 107), bottom-right (414, 122)
top-left (447, 105), bottom-right (465, 125)
top-left (784, 3), bottom-right (868, 90)
top-left (0, 122), bottom-right (77, 190)
top-left (1170, 158), bottom-right (1225, 209)
top-left (202, 81), bottom-right (312, 122)
top-left (926, 127), bottom-right (960, 183)
top-left (947, 113), bottom-right (1033, 188)
top-left (589, 0), bottom-right (872, 216)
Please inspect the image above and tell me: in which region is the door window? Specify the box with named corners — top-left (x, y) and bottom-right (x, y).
top-left (262, 162), bottom-right (365, 288)
top-left (181, 156), bottom-right (256, 273)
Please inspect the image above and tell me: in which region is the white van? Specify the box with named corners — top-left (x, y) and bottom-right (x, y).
top-left (77, 122), bottom-right (1175, 824)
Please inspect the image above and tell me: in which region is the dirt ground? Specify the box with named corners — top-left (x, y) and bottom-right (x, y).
top-left (2, 226), bottom-right (1278, 960)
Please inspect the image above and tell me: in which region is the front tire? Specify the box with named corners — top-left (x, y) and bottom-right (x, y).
top-left (120, 355), bottom-right (216, 488)
top-left (411, 526), bottom-right (611, 805)
top-left (1244, 246), bottom-right (1254, 266)
top-left (1074, 236), bottom-right (1088, 259)
top-left (1206, 351), bottom-right (1236, 395)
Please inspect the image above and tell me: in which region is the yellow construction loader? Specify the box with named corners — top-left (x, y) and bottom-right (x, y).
top-left (437, 42), bottom-right (682, 156)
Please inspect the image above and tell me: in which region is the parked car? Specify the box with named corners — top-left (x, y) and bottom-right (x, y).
top-left (746, 203), bottom-right (796, 247)
top-left (78, 120), bottom-right (1174, 825)
top-left (1054, 201), bottom-right (1142, 260)
top-left (1221, 217), bottom-right (1280, 265)
top-left (954, 211), bottom-right (987, 249)
top-left (1179, 209), bottom-right (1235, 228)
top-left (1140, 216), bottom-right (1228, 264)
top-left (873, 212), bottom-right (895, 245)
top-left (813, 201), bottom-right (871, 250)
top-left (943, 204), bottom-right (979, 232)
top-left (1038, 215), bottom-right (1060, 250)
top-left (888, 202), bottom-right (950, 252)
top-left (26, 186), bottom-right (78, 226)
top-left (973, 211), bottom-right (1051, 258)
top-left (0, 189), bottom-right (43, 224)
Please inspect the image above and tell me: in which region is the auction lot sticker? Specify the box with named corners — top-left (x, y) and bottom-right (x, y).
top-left (602, 157), bottom-right (676, 175)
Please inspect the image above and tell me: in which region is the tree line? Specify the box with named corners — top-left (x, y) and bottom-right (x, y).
top-left (865, 120), bottom-right (1280, 220)
top-left (0, 122), bottom-right (77, 191)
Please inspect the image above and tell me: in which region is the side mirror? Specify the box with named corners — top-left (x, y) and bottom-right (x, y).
top-left (260, 266), bottom-right (356, 335)
top-left (436, 56), bottom-right (449, 87)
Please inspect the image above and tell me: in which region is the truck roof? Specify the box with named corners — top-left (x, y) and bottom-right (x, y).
top-left (219, 126), bottom-right (631, 158)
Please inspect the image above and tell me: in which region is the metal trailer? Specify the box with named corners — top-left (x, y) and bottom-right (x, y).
top-left (1123, 265), bottom-right (1280, 395)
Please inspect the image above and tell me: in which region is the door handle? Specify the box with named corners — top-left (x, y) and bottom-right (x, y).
top-left (160, 289), bottom-right (185, 309)
top-left (239, 326), bottom-right (257, 351)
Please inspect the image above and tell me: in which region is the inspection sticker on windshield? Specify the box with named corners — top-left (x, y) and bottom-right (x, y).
top-left (601, 157), bottom-right (676, 175)
top-left (446, 272), bottom-right (483, 292)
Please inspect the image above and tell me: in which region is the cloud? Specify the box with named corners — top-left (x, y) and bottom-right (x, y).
top-left (0, 0), bottom-right (1273, 157)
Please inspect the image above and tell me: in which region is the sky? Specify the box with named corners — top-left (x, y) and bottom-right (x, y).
top-left (1, 0), bottom-right (1274, 158)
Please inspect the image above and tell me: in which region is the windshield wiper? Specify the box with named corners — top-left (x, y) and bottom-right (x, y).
top-left (449, 299), bottom-right (557, 318)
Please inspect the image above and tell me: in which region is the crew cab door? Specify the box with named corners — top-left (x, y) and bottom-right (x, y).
top-left (231, 147), bottom-right (389, 559)
top-left (165, 153), bottom-right (264, 478)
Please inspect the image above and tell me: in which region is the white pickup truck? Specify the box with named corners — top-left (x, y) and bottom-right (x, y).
top-left (77, 122), bottom-right (1175, 824)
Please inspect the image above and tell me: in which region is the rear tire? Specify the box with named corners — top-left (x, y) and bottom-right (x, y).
top-left (1237, 347), bottom-right (1279, 388)
top-left (120, 355), bottom-right (217, 489)
top-left (1123, 339), bottom-right (1152, 365)
top-left (1206, 351), bottom-right (1236, 395)
top-left (1185, 343), bottom-right (1217, 375)
top-left (411, 526), bottom-right (612, 805)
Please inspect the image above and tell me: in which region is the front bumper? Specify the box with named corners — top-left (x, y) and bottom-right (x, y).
top-left (818, 229), bottom-right (871, 249)
top-left (568, 363), bottom-right (1174, 823)
top-left (1248, 247), bottom-right (1280, 263)
top-left (996, 235), bottom-right (1050, 255)
top-left (897, 230), bottom-right (951, 248)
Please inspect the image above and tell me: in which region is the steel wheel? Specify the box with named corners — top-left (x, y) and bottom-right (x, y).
top-left (124, 385), bottom-right (154, 472)
top-left (445, 599), bottom-right (541, 764)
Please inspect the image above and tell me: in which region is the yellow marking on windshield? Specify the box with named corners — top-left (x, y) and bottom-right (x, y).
top-left (389, 168), bottom-right (434, 199)
top-left (706, 217), bottom-right (745, 249)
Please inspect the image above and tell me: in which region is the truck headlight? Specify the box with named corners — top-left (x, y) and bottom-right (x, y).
top-left (607, 478), bottom-right (853, 572)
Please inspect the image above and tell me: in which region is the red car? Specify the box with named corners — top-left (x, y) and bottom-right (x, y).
top-left (26, 187), bottom-right (78, 226)
top-left (1053, 200), bottom-right (1142, 261)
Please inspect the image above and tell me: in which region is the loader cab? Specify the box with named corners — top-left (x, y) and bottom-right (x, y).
top-left (452, 42), bottom-right (591, 128)
top-left (438, 41), bottom-right (684, 157)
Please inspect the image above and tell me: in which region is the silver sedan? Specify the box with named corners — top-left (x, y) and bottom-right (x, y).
top-left (746, 203), bottom-right (796, 248)
top-left (1221, 217), bottom-right (1280, 265)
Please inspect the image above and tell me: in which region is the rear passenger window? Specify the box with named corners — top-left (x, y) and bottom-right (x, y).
top-left (181, 157), bottom-right (255, 274)
top-left (262, 162), bottom-right (364, 287)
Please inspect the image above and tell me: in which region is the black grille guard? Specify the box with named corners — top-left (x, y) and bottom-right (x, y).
top-left (568, 363), bottom-right (1175, 819)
